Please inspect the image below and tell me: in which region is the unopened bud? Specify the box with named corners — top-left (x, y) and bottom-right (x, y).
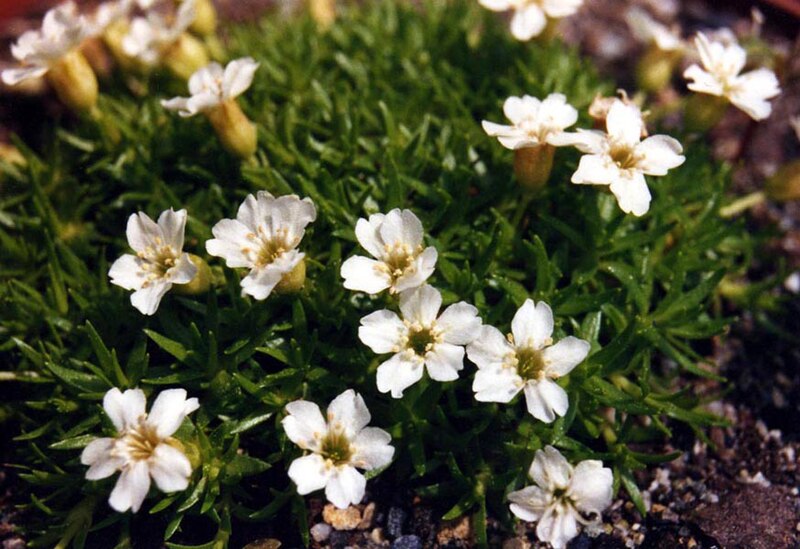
top-left (684, 93), bottom-right (728, 133)
top-left (188, 0), bottom-right (217, 36)
top-left (173, 254), bottom-right (212, 295)
top-left (47, 49), bottom-right (98, 113)
top-left (102, 20), bottom-right (140, 73)
top-left (636, 47), bottom-right (680, 93)
top-left (309, 0), bottom-right (336, 29)
top-left (765, 159), bottom-right (800, 202)
top-left (514, 145), bottom-right (555, 193)
top-left (205, 99), bottom-right (258, 159)
top-left (163, 33), bottom-right (210, 80)
top-left (274, 258), bottom-right (307, 295)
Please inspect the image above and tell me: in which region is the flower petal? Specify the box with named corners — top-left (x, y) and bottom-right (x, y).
top-left (511, 300), bottom-right (553, 350)
top-left (359, 309), bottom-right (404, 353)
top-left (424, 342), bottom-right (465, 382)
top-left (156, 208), bottom-right (187, 251)
top-left (529, 445), bottom-right (572, 490)
top-left (326, 389), bottom-right (371, 439)
top-left (109, 254), bottom-right (145, 291)
top-left (150, 443), bottom-right (193, 493)
top-left (568, 460), bottom-right (613, 515)
top-left (536, 504), bottom-right (579, 549)
top-left (222, 56), bottom-right (259, 99)
top-left (636, 135), bottom-right (685, 176)
top-left (82, 438), bottom-right (122, 480)
top-left (437, 302), bottom-right (481, 345)
top-left (510, 4), bottom-right (546, 41)
top-left (130, 280), bottom-right (171, 315)
top-left (103, 387), bottom-right (146, 432)
top-left (570, 153), bottom-right (617, 186)
top-left (507, 485), bottom-right (550, 522)
top-left (609, 172), bottom-right (651, 217)
top-left (399, 284), bottom-right (441, 325)
top-left (147, 388), bottom-right (198, 439)
top-left (283, 400), bottom-right (327, 450)
top-left (288, 454), bottom-right (329, 495)
top-left (109, 460), bottom-right (151, 513)
top-left (376, 353), bottom-right (425, 398)
top-left (393, 246), bottom-right (437, 293)
top-left (605, 100), bottom-right (643, 148)
top-left (354, 214), bottom-right (386, 259)
top-left (341, 256), bottom-right (391, 294)
top-left (126, 211), bottom-right (161, 254)
top-left (206, 218), bottom-right (253, 268)
top-left (325, 465), bottom-right (367, 509)
top-left (542, 336), bottom-right (590, 378)
top-left (467, 325), bottom-right (513, 369)
top-left (352, 427), bottom-right (394, 470)
top-left (472, 366), bottom-right (522, 403)
top-left (523, 379), bottom-right (569, 423)
top-left (379, 209), bottom-right (424, 249)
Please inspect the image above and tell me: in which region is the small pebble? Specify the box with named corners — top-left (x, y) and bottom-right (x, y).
top-left (391, 535), bottom-right (422, 549)
top-left (329, 530), bottom-right (350, 548)
top-left (311, 523), bottom-right (332, 543)
top-left (386, 507), bottom-right (407, 538)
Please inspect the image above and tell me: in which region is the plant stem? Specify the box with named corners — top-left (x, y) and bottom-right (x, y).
top-left (719, 191), bottom-right (766, 218)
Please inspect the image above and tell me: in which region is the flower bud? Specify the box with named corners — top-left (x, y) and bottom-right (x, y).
top-left (684, 93), bottom-right (728, 133)
top-left (274, 258), bottom-right (307, 294)
top-left (514, 144), bottom-right (555, 193)
top-left (47, 50), bottom-right (98, 113)
top-left (0, 143), bottom-right (25, 167)
top-left (765, 160), bottom-right (800, 202)
top-left (102, 20), bottom-right (139, 73)
top-left (172, 254), bottom-right (212, 295)
top-left (309, 0), bottom-right (336, 29)
top-left (188, 0), bottom-right (217, 36)
top-left (205, 99), bottom-right (258, 159)
top-left (636, 46), bottom-right (679, 93)
top-left (163, 33), bottom-right (210, 80)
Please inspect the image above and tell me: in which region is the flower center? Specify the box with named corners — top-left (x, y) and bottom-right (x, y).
top-left (138, 237), bottom-right (179, 283)
top-left (405, 324), bottom-right (438, 357)
top-left (245, 226), bottom-right (296, 268)
top-left (609, 145), bottom-right (639, 170)
top-left (515, 347), bottom-right (547, 380)
top-left (381, 242), bottom-right (420, 278)
top-left (320, 429), bottom-right (353, 466)
top-left (121, 420), bottom-right (161, 461)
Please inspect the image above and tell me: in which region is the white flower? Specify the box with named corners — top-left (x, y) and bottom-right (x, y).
top-left (624, 7), bottom-right (684, 52)
top-left (282, 389), bottom-right (394, 509)
top-left (205, 191), bottom-right (317, 300)
top-left (554, 99), bottom-right (685, 216)
top-left (88, 0), bottom-right (133, 37)
top-left (467, 299), bottom-right (588, 422)
top-left (161, 57), bottom-right (259, 117)
top-left (81, 387), bottom-right (199, 513)
top-left (482, 93), bottom-right (578, 150)
top-left (478, 0), bottom-right (584, 41)
top-left (122, 0), bottom-right (195, 65)
top-left (359, 285), bottom-right (481, 398)
top-left (109, 208), bottom-right (197, 316)
top-left (508, 446), bottom-right (613, 549)
top-left (683, 32), bottom-right (781, 121)
top-left (340, 209), bottom-right (437, 295)
top-left (1, 2), bottom-right (89, 86)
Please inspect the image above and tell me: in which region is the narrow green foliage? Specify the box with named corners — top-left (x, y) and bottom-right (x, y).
top-left (0, 1), bottom-right (751, 546)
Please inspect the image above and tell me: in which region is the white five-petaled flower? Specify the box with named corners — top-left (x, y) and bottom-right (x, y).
top-left (359, 285), bottom-right (482, 398)
top-left (109, 208), bottom-right (197, 316)
top-left (482, 93), bottom-right (578, 150)
top-left (683, 32), bottom-right (780, 121)
top-left (122, 0), bottom-right (195, 65)
top-left (1, 2), bottom-right (88, 86)
top-left (478, 0), bottom-right (584, 41)
top-left (467, 299), bottom-right (589, 422)
top-left (88, 0), bottom-right (133, 37)
top-left (554, 99), bottom-right (685, 216)
top-left (81, 387), bottom-right (199, 513)
top-left (340, 209), bottom-right (437, 295)
top-left (282, 389), bottom-right (395, 509)
top-left (624, 7), bottom-right (684, 52)
top-left (205, 191), bottom-right (317, 300)
top-left (161, 57), bottom-right (259, 117)
top-left (508, 446), bottom-right (613, 549)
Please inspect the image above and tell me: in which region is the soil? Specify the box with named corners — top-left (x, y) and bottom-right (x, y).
top-left (2, 1), bottom-right (800, 548)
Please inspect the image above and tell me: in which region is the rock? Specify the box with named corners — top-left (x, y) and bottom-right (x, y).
top-left (358, 502), bottom-right (377, 530)
top-left (391, 535), bottom-right (422, 549)
top-left (328, 529), bottom-right (351, 548)
top-left (242, 539), bottom-right (281, 549)
top-left (323, 504), bottom-right (363, 531)
top-left (386, 507), bottom-right (407, 538)
top-left (311, 523), bottom-right (332, 543)
top-left (502, 537), bottom-right (530, 549)
top-left (436, 516), bottom-right (473, 545)
top-left (370, 528), bottom-right (387, 544)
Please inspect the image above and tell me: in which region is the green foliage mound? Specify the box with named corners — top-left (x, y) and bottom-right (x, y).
top-left (0, 1), bottom-right (751, 546)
